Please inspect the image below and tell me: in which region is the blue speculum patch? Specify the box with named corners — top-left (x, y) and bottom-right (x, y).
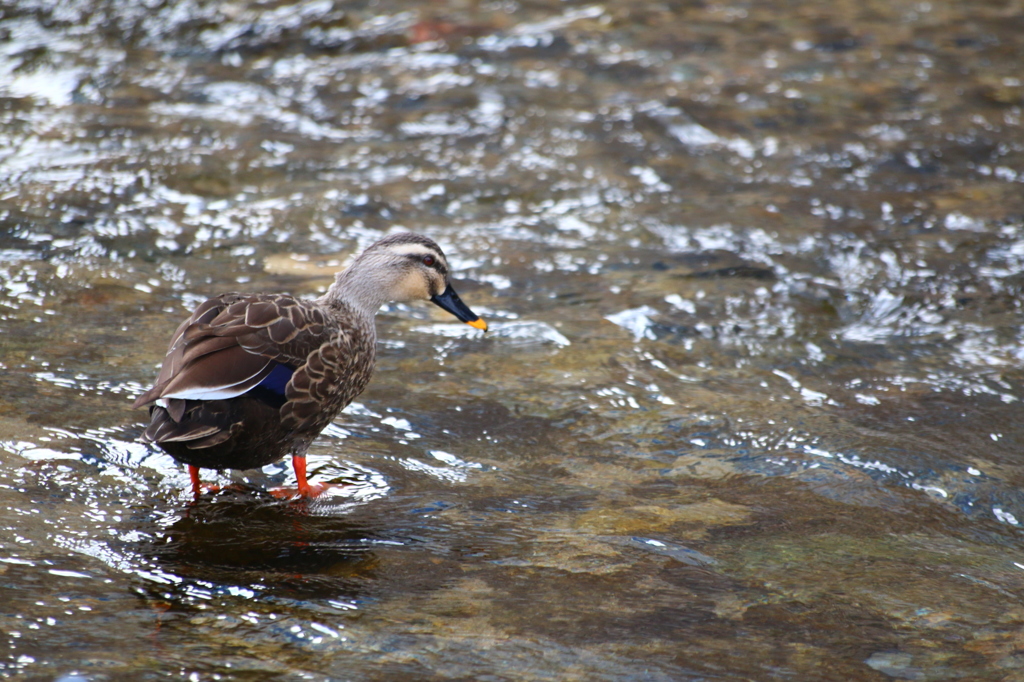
top-left (257, 363), bottom-right (294, 395)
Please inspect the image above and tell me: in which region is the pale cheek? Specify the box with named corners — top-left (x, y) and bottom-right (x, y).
top-left (431, 274), bottom-right (447, 297)
top-left (395, 274), bottom-right (432, 301)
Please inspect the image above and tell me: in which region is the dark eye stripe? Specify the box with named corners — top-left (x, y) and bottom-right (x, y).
top-left (409, 252), bottom-right (444, 271)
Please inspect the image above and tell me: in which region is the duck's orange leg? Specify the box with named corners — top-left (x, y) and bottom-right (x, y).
top-left (187, 465), bottom-right (223, 497)
top-left (189, 465), bottom-right (204, 498)
top-left (270, 456), bottom-right (331, 499)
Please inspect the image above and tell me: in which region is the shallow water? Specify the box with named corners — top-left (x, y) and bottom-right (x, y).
top-left (3, 0), bottom-right (1024, 679)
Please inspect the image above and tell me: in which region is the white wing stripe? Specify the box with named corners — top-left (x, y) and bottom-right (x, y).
top-left (163, 386), bottom-right (254, 401)
top-left (162, 362), bottom-right (271, 401)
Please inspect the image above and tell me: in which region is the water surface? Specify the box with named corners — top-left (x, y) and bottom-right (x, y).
top-left (3, 0), bottom-right (1024, 679)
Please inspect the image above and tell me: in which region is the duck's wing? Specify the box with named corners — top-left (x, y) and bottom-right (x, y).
top-left (132, 293), bottom-right (332, 413)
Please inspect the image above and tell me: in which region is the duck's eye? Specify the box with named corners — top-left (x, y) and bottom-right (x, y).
top-left (421, 255), bottom-right (435, 267)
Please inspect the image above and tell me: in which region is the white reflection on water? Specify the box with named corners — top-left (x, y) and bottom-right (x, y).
top-left (399, 450), bottom-right (483, 484)
top-left (605, 306), bottom-right (658, 341)
top-left (413, 320), bottom-right (568, 347)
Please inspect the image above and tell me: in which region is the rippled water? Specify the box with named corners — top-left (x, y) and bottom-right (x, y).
top-left (3, 0), bottom-right (1024, 679)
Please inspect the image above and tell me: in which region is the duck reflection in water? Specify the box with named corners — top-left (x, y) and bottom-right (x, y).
top-left (141, 489), bottom-right (382, 601)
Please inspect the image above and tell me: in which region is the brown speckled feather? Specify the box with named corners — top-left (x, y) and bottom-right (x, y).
top-left (133, 292), bottom-right (376, 470)
top-left (134, 294), bottom-right (332, 406)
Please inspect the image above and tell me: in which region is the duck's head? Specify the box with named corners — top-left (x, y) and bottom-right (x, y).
top-left (332, 233), bottom-right (487, 330)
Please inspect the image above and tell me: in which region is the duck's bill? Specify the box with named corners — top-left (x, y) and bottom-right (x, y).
top-left (431, 284), bottom-right (488, 331)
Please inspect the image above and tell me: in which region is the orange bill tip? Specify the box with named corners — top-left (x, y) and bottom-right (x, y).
top-left (467, 317), bottom-right (488, 331)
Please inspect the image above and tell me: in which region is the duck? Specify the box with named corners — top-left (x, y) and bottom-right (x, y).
top-left (132, 232), bottom-right (487, 498)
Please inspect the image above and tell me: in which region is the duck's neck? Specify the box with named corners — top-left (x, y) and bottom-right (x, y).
top-left (317, 261), bottom-right (390, 319)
